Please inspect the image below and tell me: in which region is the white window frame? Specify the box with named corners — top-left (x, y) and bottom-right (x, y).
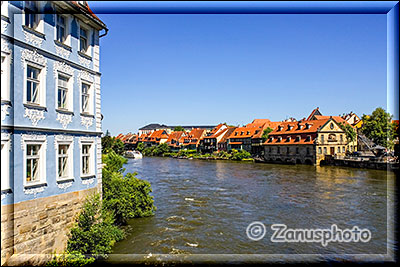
top-left (1, 1), bottom-right (9, 18)
top-left (56, 73), bottom-right (73, 111)
top-left (22, 136), bottom-right (47, 188)
top-left (1, 52), bottom-right (11, 101)
top-left (80, 140), bottom-right (95, 178)
top-left (23, 1), bottom-right (44, 33)
top-left (1, 134), bottom-right (11, 191)
top-left (79, 23), bottom-right (92, 55)
top-left (80, 81), bottom-right (93, 115)
top-left (24, 62), bottom-right (46, 107)
top-left (55, 14), bottom-right (71, 45)
top-left (55, 136), bottom-right (74, 182)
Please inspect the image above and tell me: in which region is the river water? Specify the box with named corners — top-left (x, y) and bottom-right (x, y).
top-left (106, 157), bottom-right (395, 263)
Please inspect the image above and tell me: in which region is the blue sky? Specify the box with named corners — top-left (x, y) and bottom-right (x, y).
top-left (89, 4), bottom-right (387, 135)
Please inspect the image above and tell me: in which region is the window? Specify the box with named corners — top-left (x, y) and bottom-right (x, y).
top-left (26, 66), bottom-right (40, 104)
top-left (56, 15), bottom-right (67, 43)
top-left (323, 147), bottom-right (327, 154)
top-left (343, 146), bottom-right (345, 152)
top-left (57, 75), bottom-right (69, 109)
top-left (80, 27), bottom-right (88, 52)
top-left (340, 135), bottom-right (343, 142)
top-left (1, 53), bottom-right (10, 101)
top-left (1, 138), bottom-right (11, 191)
top-left (58, 144), bottom-right (69, 179)
top-left (24, 1), bottom-right (38, 29)
top-left (306, 147), bottom-right (310, 155)
top-left (318, 147), bottom-right (322, 154)
top-left (321, 134), bottom-right (324, 143)
top-left (306, 136), bottom-right (311, 142)
top-left (82, 144), bottom-right (91, 176)
top-left (286, 147), bottom-right (290, 154)
top-left (338, 147), bottom-right (341, 153)
top-left (26, 144), bottom-right (41, 183)
top-left (81, 83), bottom-right (90, 113)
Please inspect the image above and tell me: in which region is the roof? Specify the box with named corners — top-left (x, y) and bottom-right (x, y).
top-left (139, 123), bottom-right (169, 130)
top-left (229, 142), bottom-right (243, 145)
top-left (220, 127), bottom-right (237, 143)
top-left (229, 127), bottom-right (262, 139)
top-left (306, 107), bottom-right (322, 121)
top-left (264, 118), bottom-right (344, 145)
top-left (183, 128), bottom-right (206, 145)
top-left (145, 130), bottom-right (169, 142)
top-left (312, 115), bottom-right (351, 126)
top-left (166, 131), bottom-right (186, 144)
top-left (67, 1), bottom-right (107, 30)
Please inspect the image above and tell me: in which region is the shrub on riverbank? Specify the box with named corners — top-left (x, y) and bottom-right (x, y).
top-left (102, 151), bottom-right (156, 225)
top-left (66, 194), bottom-right (125, 256)
top-left (48, 151), bottom-right (156, 265)
top-left (160, 148), bottom-right (252, 161)
top-left (142, 143), bottom-right (171, 156)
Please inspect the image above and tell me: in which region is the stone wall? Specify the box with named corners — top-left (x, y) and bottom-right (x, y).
top-left (1, 187), bottom-right (99, 266)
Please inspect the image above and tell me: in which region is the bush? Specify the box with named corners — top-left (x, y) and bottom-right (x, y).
top-left (102, 170), bottom-right (156, 225)
top-left (102, 136), bottom-right (124, 155)
top-left (46, 252), bottom-right (95, 266)
top-left (66, 194), bottom-right (125, 256)
top-left (231, 149), bottom-right (251, 160)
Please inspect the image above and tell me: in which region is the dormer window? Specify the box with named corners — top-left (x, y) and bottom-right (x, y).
top-left (255, 130), bottom-right (259, 134)
top-left (24, 1), bottom-right (39, 29)
top-left (305, 123), bottom-right (311, 129)
top-left (234, 132), bottom-right (238, 136)
top-left (278, 126), bottom-right (283, 131)
top-left (286, 136), bottom-right (291, 142)
top-left (80, 27), bottom-right (88, 53)
top-left (298, 124), bottom-right (303, 130)
top-left (288, 125), bottom-right (293, 130)
top-left (56, 15), bottom-right (67, 43)
top-left (277, 137), bottom-right (282, 142)
top-left (306, 135), bottom-right (311, 142)
top-left (269, 137), bottom-right (274, 142)
top-left (241, 131), bottom-right (244, 135)
top-left (246, 131), bottom-right (250, 135)
top-left (296, 136), bottom-right (301, 142)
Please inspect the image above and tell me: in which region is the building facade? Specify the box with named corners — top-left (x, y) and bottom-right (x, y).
top-left (263, 118), bottom-right (357, 165)
top-left (1, 1), bottom-right (107, 264)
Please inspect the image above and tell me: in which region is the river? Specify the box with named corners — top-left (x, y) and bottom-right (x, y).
top-left (106, 157), bottom-right (395, 263)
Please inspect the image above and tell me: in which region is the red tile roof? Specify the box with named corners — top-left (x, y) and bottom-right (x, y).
top-left (306, 107), bottom-right (322, 121)
top-left (220, 127), bottom-right (237, 143)
top-left (183, 128), bottom-right (206, 145)
top-left (264, 118), bottom-right (343, 145)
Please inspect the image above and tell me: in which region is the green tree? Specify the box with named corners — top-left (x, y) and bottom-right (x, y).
top-left (102, 151), bottom-right (156, 225)
top-left (262, 127), bottom-right (274, 140)
top-left (66, 194), bottom-right (124, 256)
top-left (338, 122), bottom-right (356, 143)
top-left (101, 137), bottom-right (125, 155)
top-left (361, 107), bottom-right (396, 149)
top-left (173, 126), bottom-right (185, 132)
top-left (136, 142), bottom-right (145, 152)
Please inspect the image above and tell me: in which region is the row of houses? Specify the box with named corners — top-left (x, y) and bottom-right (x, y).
top-left (116, 108), bottom-right (361, 165)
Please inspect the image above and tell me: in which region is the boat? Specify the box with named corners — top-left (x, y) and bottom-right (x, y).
top-left (125, 150), bottom-right (143, 159)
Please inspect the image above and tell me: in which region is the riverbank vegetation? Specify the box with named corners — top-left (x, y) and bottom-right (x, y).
top-left (48, 149), bottom-right (155, 265)
top-left (361, 107), bottom-right (397, 150)
top-left (137, 143), bottom-right (253, 161)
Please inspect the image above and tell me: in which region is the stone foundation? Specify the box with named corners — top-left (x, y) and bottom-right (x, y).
top-left (1, 187), bottom-right (99, 266)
